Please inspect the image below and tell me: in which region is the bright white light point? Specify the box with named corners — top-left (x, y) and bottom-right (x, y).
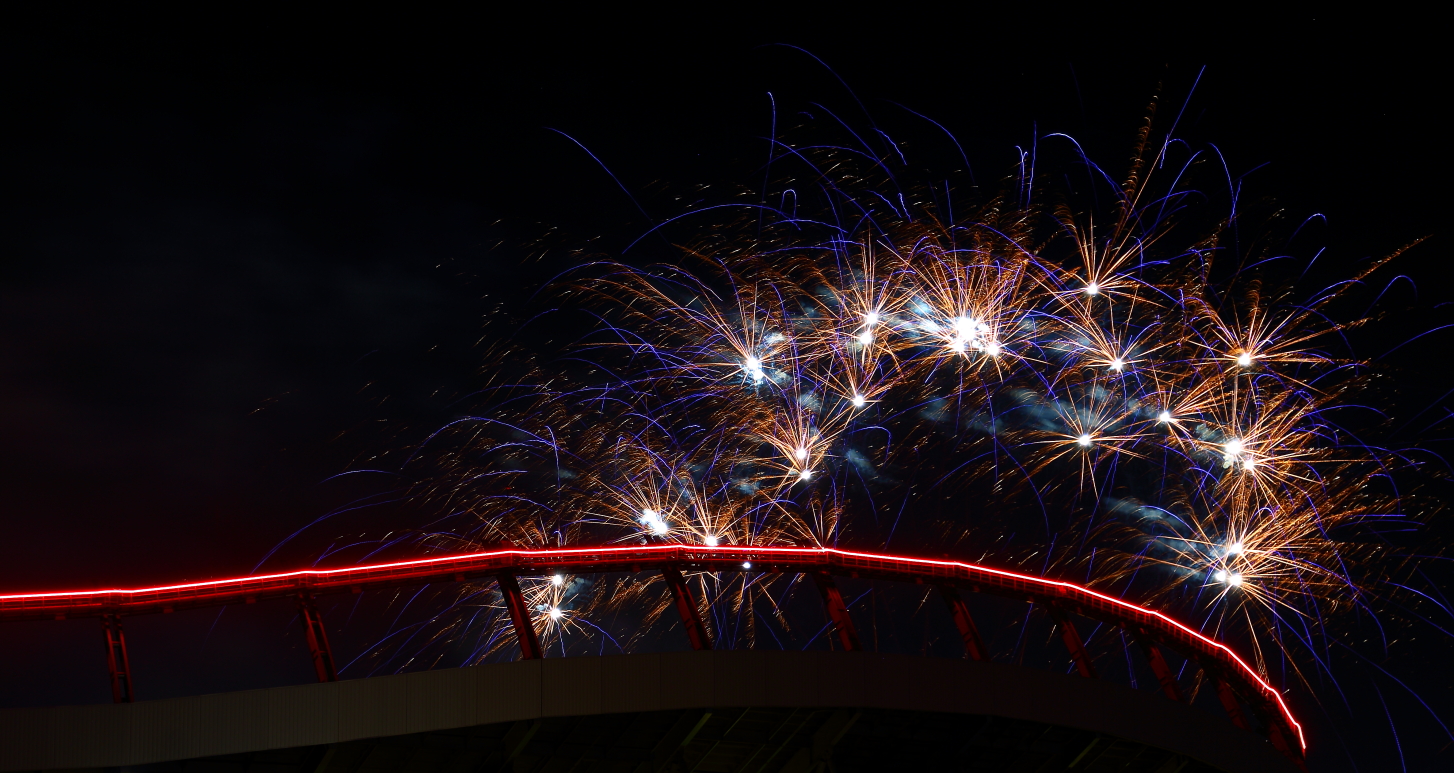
top-left (795, 446), bottom-right (808, 461)
top-left (1223, 438), bottom-right (1254, 470)
top-left (1213, 570), bottom-right (1228, 583)
top-left (742, 561), bottom-right (752, 570)
top-left (705, 536), bottom-right (719, 547)
top-left (1110, 358), bottom-right (1124, 371)
top-left (744, 355), bottom-right (765, 384)
top-left (864, 312), bottom-right (879, 326)
top-left (551, 574), bottom-right (564, 587)
top-left (1236, 352), bottom-right (1253, 367)
top-left (985, 343), bottom-right (1001, 357)
top-left (1227, 572), bottom-right (1244, 587)
top-left (798, 470), bottom-right (813, 481)
top-left (1157, 410), bottom-right (1172, 423)
top-left (1226, 543), bottom-right (1244, 557)
top-left (1084, 282), bottom-right (1100, 296)
top-left (1077, 434), bottom-right (1093, 447)
top-left (949, 338), bottom-right (966, 353)
top-left (642, 508), bottom-right (668, 535)
top-left (851, 394), bottom-right (866, 408)
top-left (548, 607), bottom-right (563, 620)
top-left (857, 330), bottom-right (874, 345)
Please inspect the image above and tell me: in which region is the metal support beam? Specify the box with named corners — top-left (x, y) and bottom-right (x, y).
top-left (1214, 672), bottom-right (1306, 771)
top-left (1, 544), bottom-right (1308, 750)
top-left (100, 613), bottom-right (134, 703)
top-left (496, 573), bottom-right (542, 660)
top-left (295, 591), bottom-right (337, 682)
top-left (1215, 677), bottom-right (1251, 731)
top-left (810, 572), bottom-right (861, 651)
top-left (938, 585), bottom-right (988, 661)
top-left (1048, 605), bottom-right (1097, 678)
top-left (661, 566), bottom-right (713, 651)
top-left (1133, 631), bottom-right (1183, 701)
top-left (1267, 720), bottom-right (1307, 771)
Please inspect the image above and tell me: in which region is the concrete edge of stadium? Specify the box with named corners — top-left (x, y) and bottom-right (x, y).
top-left (0, 650), bottom-right (1296, 772)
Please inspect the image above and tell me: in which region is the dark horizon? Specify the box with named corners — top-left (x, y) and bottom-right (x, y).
top-left (1, 10), bottom-right (1446, 772)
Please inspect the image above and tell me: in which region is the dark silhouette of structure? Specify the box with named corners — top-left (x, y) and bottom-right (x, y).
top-left (0, 546), bottom-right (1305, 771)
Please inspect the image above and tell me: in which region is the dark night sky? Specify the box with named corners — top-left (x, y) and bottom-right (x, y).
top-left (1, 9), bottom-right (1447, 771)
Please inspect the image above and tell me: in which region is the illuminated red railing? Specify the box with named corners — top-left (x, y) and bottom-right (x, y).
top-left (0, 544), bottom-right (1305, 763)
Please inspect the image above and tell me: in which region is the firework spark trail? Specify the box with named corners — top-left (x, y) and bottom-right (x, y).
top-left (345, 115), bottom-right (1445, 713)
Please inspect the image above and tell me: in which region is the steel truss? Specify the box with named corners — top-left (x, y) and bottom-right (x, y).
top-left (0, 544), bottom-right (1305, 767)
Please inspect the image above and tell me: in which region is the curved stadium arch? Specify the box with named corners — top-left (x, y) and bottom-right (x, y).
top-left (0, 546), bottom-right (1305, 771)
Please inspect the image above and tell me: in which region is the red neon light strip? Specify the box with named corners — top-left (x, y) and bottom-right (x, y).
top-left (0, 544), bottom-right (1304, 749)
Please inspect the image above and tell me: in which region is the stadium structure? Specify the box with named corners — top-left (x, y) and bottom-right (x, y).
top-left (0, 545), bottom-right (1303, 772)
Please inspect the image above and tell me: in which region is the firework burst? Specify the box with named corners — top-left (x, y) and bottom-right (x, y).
top-left (348, 107), bottom-right (1444, 718)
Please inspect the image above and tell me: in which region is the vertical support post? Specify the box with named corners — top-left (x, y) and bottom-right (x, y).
top-left (1215, 677), bottom-right (1251, 731)
top-left (1133, 631), bottom-right (1183, 701)
top-left (661, 566), bottom-right (713, 651)
top-left (938, 585), bottom-right (988, 661)
top-left (496, 573), bottom-right (542, 660)
top-left (1047, 605), bottom-right (1097, 678)
top-left (810, 572), bottom-right (861, 651)
top-left (101, 613), bottom-right (134, 703)
top-left (295, 591), bottom-right (338, 682)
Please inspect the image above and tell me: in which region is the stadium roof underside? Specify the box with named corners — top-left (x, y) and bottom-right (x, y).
top-left (1, 650), bottom-right (1295, 773)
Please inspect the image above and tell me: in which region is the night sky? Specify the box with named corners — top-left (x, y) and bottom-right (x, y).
top-left (1, 10), bottom-right (1446, 771)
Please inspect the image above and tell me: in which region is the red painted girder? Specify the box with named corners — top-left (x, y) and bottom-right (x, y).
top-left (101, 614), bottom-right (134, 703)
top-left (1217, 677), bottom-right (1252, 731)
top-left (661, 567), bottom-right (713, 651)
top-left (810, 571), bottom-right (862, 651)
top-left (1134, 631), bottom-right (1184, 702)
top-left (496, 573), bottom-right (542, 660)
top-left (0, 543), bottom-right (1304, 752)
top-left (295, 591), bottom-right (337, 683)
top-left (1048, 605), bottom-right (1098, 679)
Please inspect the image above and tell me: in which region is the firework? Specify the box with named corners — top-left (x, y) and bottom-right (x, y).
top-left (350, 110), bottom-right (1442, 710)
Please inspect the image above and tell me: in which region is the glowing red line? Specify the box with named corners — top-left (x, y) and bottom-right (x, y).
top-left (829, 548), bottom-right (1306, 749)
top-left (0, 544), bottom-right (1303, 749)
